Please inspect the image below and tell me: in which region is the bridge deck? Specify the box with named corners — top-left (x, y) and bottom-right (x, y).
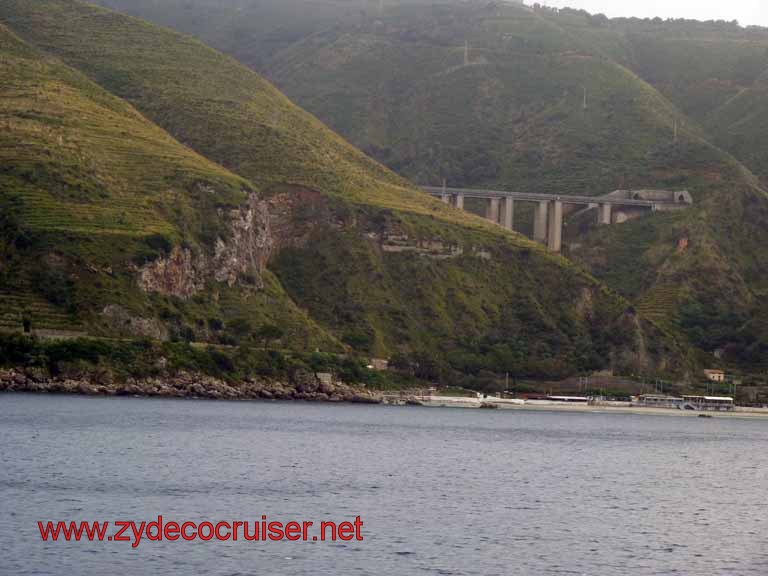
top-left (423, 186), bottom-right (676, 207)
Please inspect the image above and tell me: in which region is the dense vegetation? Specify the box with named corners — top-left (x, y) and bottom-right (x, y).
top-left (88, 0), bottom-right (768, 374)
top-left (0, 332), bottom-right (406, 389)
top-left (0, 4), bottom-right (686, 386)
top-left (0, 20), bottom-right (337, 352)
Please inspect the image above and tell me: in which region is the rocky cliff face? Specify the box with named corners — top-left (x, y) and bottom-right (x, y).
top-left (101, 304), bottom-right (170, 341)
top-left (138, 192), bottom-right (274, 298)
top-left (213, 192), bottom-right (274, 288)
top-left (138, 245), bottom-right (206, 299)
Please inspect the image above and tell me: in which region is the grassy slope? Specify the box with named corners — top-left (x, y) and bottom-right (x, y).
top-left (703, 78), bottom-right (768, 185)
top-left (541, 12), bottom-right (768, 187)
top-left (531, 10), bottom-right (768, 342)
top-left (91, 0), bottom-right (365, 72)
top-left (265, 2), bottom-right (768, 319)
top-left (0, 1), bottom-right (690, 380)
top-left (87, 1), bottom-right (768, 190)
top-left (258, 3), bottom-right (731, 197)
top-left (0, 23), bottom-right (338, 349)
top-left (533, 11), bottom-right (768, 363)
top-left (1, 0), bottom-right (479, 220)
top-left (0, 34), bottom-right (242, 240)
top-left (81, 0), bottom-right (768, 369)
top-left (549, 15), bottom-right (768, 116)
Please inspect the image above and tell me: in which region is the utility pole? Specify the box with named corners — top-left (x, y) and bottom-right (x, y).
top-left (582, 86), bottom-right (588, 110)
top-left (673, 119), bottom-right (679, 143)
top-left (378, 0), bottom-right (384, 17)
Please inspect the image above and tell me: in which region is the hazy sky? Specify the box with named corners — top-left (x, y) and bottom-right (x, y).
top-left (540, 0), bottom-right (768, 27)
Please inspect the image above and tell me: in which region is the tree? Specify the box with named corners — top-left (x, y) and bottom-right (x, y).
top-left (255, 324), bottom-right (284, 350)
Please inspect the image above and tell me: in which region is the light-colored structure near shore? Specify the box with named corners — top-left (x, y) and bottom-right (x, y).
top-left (634, 394), bottom-right (734, 411)
top-left (703, 369), bottom-right (726, 382)
top-left (426, 186), bottom-right (693, 252)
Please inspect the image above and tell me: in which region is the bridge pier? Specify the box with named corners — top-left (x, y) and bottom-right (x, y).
top-left (487, 197), bottom-right (500, 224)
top-left (423, 185), bottom-right (692, 253)
top-left (547, 200), bottom-right (563, 252)
top-left (533, 201), bottom-right (548, 244)
top-left (598, 203), bottom-right (612, 225)
top-left (502, 198), bottom-right (514, 231)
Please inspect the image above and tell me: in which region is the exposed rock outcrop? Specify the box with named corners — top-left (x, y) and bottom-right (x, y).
top-left (263, 185), bottom-right (338, 251)
top-left (213, 192), bottom-right (274, 288)
top-left (378, 234), bottom-right (465, 259)
top-left (138, 192), bottom-right (274, 298)
top-left (101, 304), bottom-right (169, 341)
top-left (138, 245), bottom-right (206, 299)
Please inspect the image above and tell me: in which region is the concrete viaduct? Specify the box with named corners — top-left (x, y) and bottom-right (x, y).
top-left (424, 186), bottom-right (693, 253)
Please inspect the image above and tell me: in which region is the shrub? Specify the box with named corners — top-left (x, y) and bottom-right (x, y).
top-left (255, 324), bottom-right (284, 349)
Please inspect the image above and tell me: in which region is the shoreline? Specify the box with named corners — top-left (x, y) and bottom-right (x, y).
top-left (4, 385), bottom-right (768, 420)
top-left (491, 403), bottom-right (768, 419)
top-left (0, 368), bottom-right (380, 404)
top-left (3, 367), bottom-right (766, 419)
top-left (398, 396), bottom-right (768, 419)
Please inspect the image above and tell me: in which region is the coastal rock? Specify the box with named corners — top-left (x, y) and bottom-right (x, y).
top-left (101, 304), bottom-right (169, 341)
top-left (0, 367), bottom-right (383, 404)
top-left (137, 192), bottom-right (274, 297)
top-left (77, 382), bottom-right (99, 395)
top-left (25, 380), bottom-right (47, 393)
top-left (213, 192), bottom-right (274, 289)
top-left (293, 369), bottom-right (320, 393)
top-left (138, 245), bottom-right (206, 299)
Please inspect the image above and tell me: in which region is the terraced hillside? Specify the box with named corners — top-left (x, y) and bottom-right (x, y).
top-left (91, 1), bottom-right (768, 188)
top-left (88, 0), bottom-right (768, 371)
top-left (94, 0), bottom-right (368, 72)
top-left (704, 80), bottom-right (768, 185)
top-left (515, 11), bottom-right (768, 188)
top-left (0, 6), bottom-right (689, 382)
top-left (0, 22), bottom-right (337, 349)
top-left (91, 0), bottom-right (715, 192)
top-left (2, 0), bottom-right (466, 218)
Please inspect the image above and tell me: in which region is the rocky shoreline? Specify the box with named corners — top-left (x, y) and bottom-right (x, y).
top-left (0, 368), bottom-right (382, 403)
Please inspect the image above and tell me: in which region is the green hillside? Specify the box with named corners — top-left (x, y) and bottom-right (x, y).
top-left (704, 80), bottom-right (768, 184)
top-left (0, 2), bottom-right (690, 384)
top-left (91, 1), bottom-right (758, 193)
top-left (93, 0), bottom-right (367, 72)
top-left (527, 10), bottom-right (768, 186)
top-left (0, 21), bottom-right (339, 349)
top-left (85, 0), bottom-right (768, 371)
top-left (2, 0), bottom-right (464, 217)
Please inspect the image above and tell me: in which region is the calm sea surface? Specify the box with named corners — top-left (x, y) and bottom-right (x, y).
top-left (1, 394), bottom-right (767, 575)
